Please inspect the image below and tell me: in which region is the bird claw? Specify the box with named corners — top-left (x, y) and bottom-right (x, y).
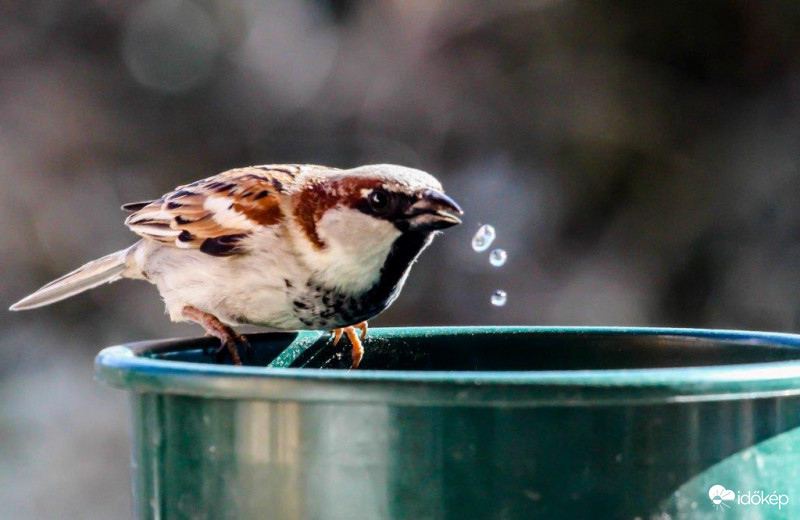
top-left (346, 327), bottom-right (364, 369)
top-left (233, 331), bottom-right (252, 357)
top-left (208, 334), bottom-right (248, 365)
top-left (213, 338), bottom-right (237, 364)
top-left (183, 305), bottom-right (248, 366)
top-left (331, 324), bottom-right (367, 369)
top-left (355, 321), bottom-right (368, 340)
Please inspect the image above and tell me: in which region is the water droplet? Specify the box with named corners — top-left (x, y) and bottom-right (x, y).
top-left (489, 248), bottom-right (507, 267)
top-left (491, 290), bottom-right (507, 306)
top-left (472, 224), bottom-right (496, 252)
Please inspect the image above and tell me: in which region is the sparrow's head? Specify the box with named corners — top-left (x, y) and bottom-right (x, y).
top-left (343, 163), bottom-right (463, 233)
top-left (291, 164), bottom-right (462, 296)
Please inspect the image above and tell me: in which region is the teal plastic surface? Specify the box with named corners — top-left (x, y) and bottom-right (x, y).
top-left (96, 327), bottom-right (800, 518)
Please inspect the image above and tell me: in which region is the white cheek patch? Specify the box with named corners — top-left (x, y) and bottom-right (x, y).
top-left (312, 208), bottom-right (402, 292)
top-left (317, 208), bottom-right (399, 247)
top-left (204, 196), bottom-right (258, 230)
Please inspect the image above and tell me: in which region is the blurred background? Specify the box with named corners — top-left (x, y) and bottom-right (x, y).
top-left (2, 0), bottom-right (800, 516)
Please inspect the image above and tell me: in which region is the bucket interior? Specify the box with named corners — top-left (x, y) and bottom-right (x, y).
top-left (144, 329), bottom-right (800, 371)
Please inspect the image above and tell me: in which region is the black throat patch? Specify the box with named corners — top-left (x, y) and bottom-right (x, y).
top-left (290, 231), bottom-right (435, 328)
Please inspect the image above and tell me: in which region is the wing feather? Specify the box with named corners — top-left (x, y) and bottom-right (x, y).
top-left (124, 165), bottom-right (306, 256)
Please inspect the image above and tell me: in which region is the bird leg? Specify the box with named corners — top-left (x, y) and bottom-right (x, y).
top-left (332, 321), bottom-right (368, 368)
top-left (355, 321), bottom-right (368, 339)
top-left (345, 327), bottom-right (364, 368)
top-left (182, 305), bottom-right (250, 365)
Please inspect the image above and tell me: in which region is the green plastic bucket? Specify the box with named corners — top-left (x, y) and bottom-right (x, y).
top-left (95, 327), bottom-right (800, 519)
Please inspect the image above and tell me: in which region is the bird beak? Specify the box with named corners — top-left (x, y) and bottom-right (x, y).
top-left (404, 189), bottom-right (464, 231)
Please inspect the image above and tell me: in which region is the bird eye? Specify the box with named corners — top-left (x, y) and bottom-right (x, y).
top-left (367, 189), bottom-right (394, 215)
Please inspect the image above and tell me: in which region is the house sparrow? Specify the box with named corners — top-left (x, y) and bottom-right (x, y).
top-left (10, 164), bottom-right (463, 367)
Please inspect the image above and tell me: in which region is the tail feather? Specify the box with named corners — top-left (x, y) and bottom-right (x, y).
top-left (10, 246), bottom-right (135, 311)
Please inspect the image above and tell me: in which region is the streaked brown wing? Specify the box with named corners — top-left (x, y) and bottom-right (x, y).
top-left (124, 165), bottom-right (305, 256)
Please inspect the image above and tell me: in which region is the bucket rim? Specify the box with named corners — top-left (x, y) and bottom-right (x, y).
top-left (94, 326), bottom-right (800, 406)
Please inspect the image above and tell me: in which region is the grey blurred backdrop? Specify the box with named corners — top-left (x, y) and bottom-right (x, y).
top-left (3, 0), bottom-right (800, 517)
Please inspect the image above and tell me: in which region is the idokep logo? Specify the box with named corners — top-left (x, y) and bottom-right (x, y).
top-left (708, 484), bottom-right (790, 512)
top-left (737, 490), bottom-right (790, 510)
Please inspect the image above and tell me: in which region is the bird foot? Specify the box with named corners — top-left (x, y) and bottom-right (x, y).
top-left (332, 322), bottom-right (368, 368)
top-left (183, 305), bottom-right (250, 365)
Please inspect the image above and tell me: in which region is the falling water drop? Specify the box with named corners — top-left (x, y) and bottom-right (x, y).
top-left (471, 224), bottom-right (496, 252)
top-left (489, 248), bottom-right (507, 267)
top-left (491, 290), bottom-right (507, 307)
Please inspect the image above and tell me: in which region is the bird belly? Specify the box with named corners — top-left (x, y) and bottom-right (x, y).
top-left (139, 242), bottom-right (304, 329)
